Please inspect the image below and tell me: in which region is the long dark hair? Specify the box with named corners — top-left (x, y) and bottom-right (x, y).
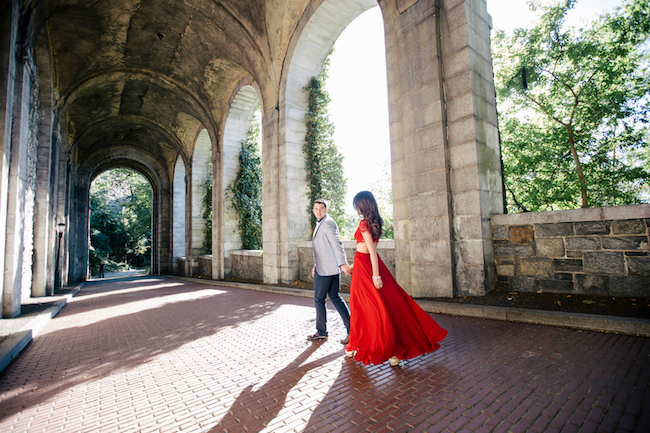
top-left (353, 191), bottom-right (383, 240)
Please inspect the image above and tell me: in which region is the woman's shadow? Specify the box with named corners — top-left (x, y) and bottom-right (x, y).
top-left (210, 342), bottom-right (340, 433)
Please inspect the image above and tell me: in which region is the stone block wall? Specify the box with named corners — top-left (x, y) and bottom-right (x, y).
top-left (491, 205), bottom-right (650, 297)
top-left (230, 250), bottom-right (263, 282)
top-left (197, 255), bottom-right (212, 280)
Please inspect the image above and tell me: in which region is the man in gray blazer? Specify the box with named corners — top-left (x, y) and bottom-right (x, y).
top-left (307, 199), bottom-right (351, 344)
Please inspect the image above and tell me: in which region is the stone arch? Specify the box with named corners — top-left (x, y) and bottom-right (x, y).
top-left (172, 154), bottom-right (186, 274)
top-left (190, 129), bottom-right (211, 272)
top-left (217, 77), bottom-right (263, 279)
top-left (274, 0), bottom-right (503, 297)
top-left (269, 0), bottom-right (378, 284)
top-left (75, 147), bottom-right (173, 281)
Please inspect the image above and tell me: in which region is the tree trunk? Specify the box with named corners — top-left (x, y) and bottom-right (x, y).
top-left (567, 124), bottom-right (588, 208)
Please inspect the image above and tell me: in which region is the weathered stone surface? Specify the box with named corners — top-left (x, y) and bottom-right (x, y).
top-left (626, 255), bottom-right (650, 276)
top-left (565, 237), bottom-right (601, 251)
top-left (553, 259), bottom-right (583, 273)
top-left (536, 238), bottom-right (565, 258)
top-left (583, 252), bottom-right (625, 275)
top-left (494, 244), bottom-right (535, 257)
top-left (575, 221), bottom-right (611, 235)
top-left (538, 279), bottom-right (574, 292)
top-left (510, 278), bottom-right (537, 292)
top-left (610, 276), bottom-right (649, 297)
top-left (576, 275), bottom-right (610, 294)
top-left (496, 264), bottom-right (515, 277)
top-left (602, 236), bottom-right (649, 251)
top-left (491, 224), bottom-right (508, 240)
top-left (554, 273), bottom-right (573, 281)
top-left (611, 219), bottom-right (647, 235)
top-left (509, 225), bottom-right (534, 244)
top-left (567, 251), bottom-right (583, 258)
top-left (535, 222), bottom-right (574, 237)
top-left (516, 258), bottom-right (553, 279)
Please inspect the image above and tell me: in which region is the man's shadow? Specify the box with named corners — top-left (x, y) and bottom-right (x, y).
top-left (210, 342), bottom-right (339, 433)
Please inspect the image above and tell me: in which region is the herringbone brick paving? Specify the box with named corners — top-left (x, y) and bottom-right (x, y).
top-left (0, 276), bottom-right (648, 432)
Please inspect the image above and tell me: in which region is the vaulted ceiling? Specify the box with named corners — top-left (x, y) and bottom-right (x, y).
top-left (27, 0), bottom-right (312, 175)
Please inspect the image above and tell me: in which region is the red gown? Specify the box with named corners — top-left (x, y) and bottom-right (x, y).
top-left (346, 219), bottom-right (448, 365)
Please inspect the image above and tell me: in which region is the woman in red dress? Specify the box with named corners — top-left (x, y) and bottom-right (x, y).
top-left (345, 191), bottom-right (448, 366)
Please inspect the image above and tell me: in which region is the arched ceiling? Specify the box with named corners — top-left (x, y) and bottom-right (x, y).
top-left (28, 0), bottom-right (313, 175)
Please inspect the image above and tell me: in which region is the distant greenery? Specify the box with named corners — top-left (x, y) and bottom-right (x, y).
top-left (304, 52), bottom-right (348, 230)
top-left (89, 168), bottom-right (152, 275)
top-left (370, 160), bottom-right (394, 239)
top-left (227, 107), bottom-right (263, 250)
top-left (493, 0), bottom-right (650, 212)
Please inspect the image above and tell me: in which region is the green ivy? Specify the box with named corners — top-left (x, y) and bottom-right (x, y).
top-left (227, 107), bottom-right (263, 249)
top-left (202, 165), bottom-right (212, 254)
top-left (303, 52), bottom-right (347, 230)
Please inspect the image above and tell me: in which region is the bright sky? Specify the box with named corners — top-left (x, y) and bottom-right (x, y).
top-left (326, 0), bottom-right (624, 214)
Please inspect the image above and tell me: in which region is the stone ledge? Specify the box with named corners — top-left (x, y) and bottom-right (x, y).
top-left (0, 284), bottom-right (83, 373)
top-left (491, 204), bottom-right (650, 226)
top-left (230, 250), bottom-right (263, 257)
top-left (417, 301), bottom-right (650, 337)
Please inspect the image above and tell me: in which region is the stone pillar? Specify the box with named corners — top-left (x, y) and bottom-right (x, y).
top-left (0, 0), bottom-right (18, 317)
top-left (191, 131), bottom-right (211, 260)
top-left (383, 0), bottom-right (502, 298)
top-left (68, 173), bottom-right (89, 284)
top-left (31, 34), bottom-right (56, 297)
top-left (261, 107), bottom-right (282, 284)
top-left (3, 56), bottom-right (38, 316)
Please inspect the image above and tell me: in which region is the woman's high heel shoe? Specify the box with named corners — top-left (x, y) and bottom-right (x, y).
top-left (345, 350), bottom-right (355, 358)
top-left (389, 356), bottom-right (401, 367)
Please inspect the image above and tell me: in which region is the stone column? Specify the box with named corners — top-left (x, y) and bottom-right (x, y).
top-left (383, 0), bottom-right (503, 298)
top-left (68, 173), bottom-right (89, 284)
top-left (0, 0), bottom-right (18, 317)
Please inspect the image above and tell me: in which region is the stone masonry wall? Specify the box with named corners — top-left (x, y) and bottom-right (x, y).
top-left (297, 240), bottom-right (395, 293)
top-left (491, 205), bottom-right (650, 297)
top-left (230, 250), bottom-right (263, 282)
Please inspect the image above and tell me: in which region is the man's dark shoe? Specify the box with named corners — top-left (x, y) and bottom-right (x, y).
top-left (340, 335), bottom-right (349, 345)
top-left (307, 333), bottom-right (328, 342)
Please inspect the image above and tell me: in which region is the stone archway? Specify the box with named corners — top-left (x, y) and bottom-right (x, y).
top-left (217, 78), bottom-right (262, 279)
top-left (75, 148), bottom-right (173, 280)
top-left (274, 0), bottom-right (503, 296)
top-left (269, 0), bottom-right (379, 285)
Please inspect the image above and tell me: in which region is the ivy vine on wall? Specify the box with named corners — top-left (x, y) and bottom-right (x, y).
top-left (303, 53), bottom-right (347, 230)
top-left (227, 107), bottom-right (263, 250)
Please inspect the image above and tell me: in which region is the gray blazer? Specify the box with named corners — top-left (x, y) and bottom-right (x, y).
top-left (312, 214), bottom-right (348, 276)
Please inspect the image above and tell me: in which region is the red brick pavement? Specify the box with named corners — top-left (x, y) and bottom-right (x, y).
top-left (0, 276), bottom-right (648, 432)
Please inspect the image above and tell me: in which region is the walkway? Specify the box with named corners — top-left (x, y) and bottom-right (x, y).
top-left (0, 276), bottom-right (648, 432)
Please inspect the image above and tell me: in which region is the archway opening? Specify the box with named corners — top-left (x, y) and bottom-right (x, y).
top-left (89, 168), bottom-right (153, 278)
top-left (326, 5), bottom-right (391, 239)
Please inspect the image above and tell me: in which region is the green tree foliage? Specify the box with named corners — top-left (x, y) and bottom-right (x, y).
top-left (89, 168), bottom-right (152, 275)
top-left (203, 164), bottom-right (213, 254)
top-left (493, 0), bottom-right (650, 212)
top-left (370, 160), bottom-right (394, 239)
top-left (228, 108), bottom-right (263, 250)
top-left (304, 53), bottom-right (348, 230)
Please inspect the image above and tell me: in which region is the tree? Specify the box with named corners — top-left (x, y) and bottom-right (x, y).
top-left (370, 159), bottom-right (394, 239)
top-left (493, 0), bottom-right (650, 212)
top-left (227, 107), bottom-right (263, 250)
top-left (89, 168), bottom-right (152, 274)
top-left (304, 52), bottom-right (348, 229)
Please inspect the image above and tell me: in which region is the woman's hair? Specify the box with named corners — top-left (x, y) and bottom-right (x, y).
top-left (353, 191), bottom-right (383, 240)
